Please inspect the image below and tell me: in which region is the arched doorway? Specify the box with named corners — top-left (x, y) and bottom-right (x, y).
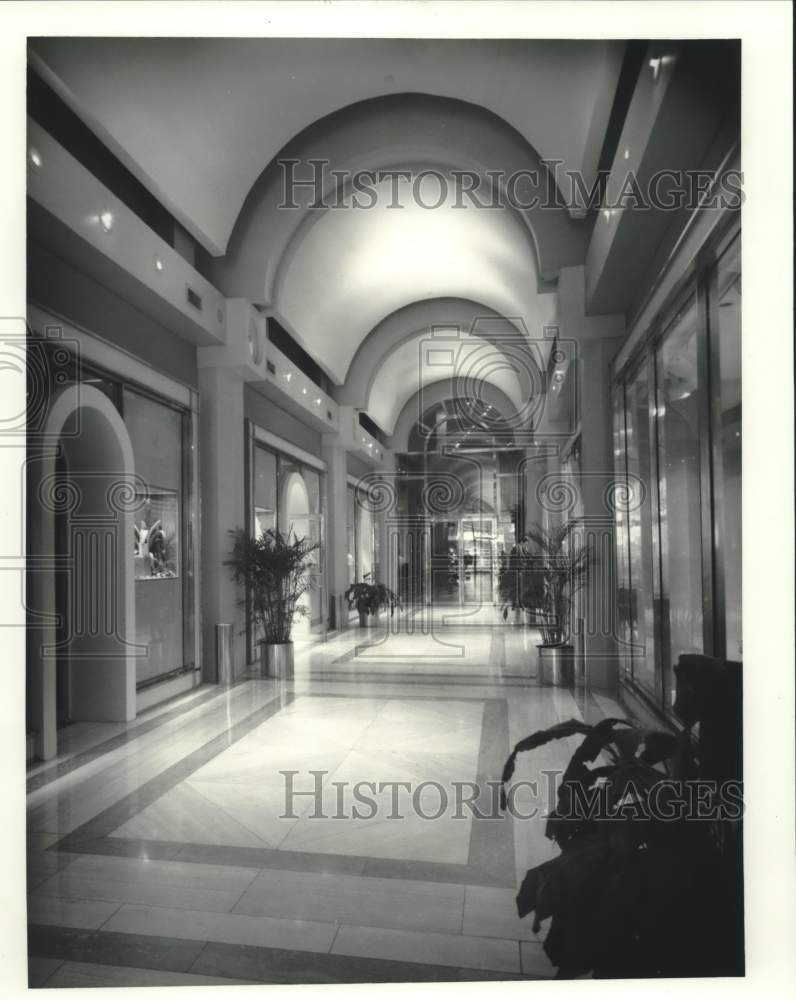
top-left (29, 385), bottom-right (137, 760)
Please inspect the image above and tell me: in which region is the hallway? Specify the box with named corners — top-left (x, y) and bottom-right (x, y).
top-left (27, 621), bottom-right (625, 986)
top-left (14, 17), bottom-right (768, 987)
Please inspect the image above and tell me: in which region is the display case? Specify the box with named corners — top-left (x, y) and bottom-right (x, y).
top-left (133, 489), bottom-right (180, 580)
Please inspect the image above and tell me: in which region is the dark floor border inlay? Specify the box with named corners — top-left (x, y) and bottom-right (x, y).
top-left (27, 684), bottom-right (229, 794)
top-left (51, 689), bottom-right (296, 851)
top-left (49, 690), bottom-right (517, 889)
top-left (305, 670), bottom-right (534, 686)
top-left (28, 924), bottom-right (537, 986)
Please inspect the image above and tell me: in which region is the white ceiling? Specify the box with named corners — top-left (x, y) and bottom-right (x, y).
top-left (275, 172), bottom-right (556, 384)
top-left (30, 37), bottom-right (624, 255)
top-left (366, 329), bottom-right (527, 435)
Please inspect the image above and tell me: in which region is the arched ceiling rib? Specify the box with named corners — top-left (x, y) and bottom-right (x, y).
top-left (270, 168), bottom-right (556, 384)
top-left (341, 298), bottom-right (534, 405)
top-left (30, 38), bottom-right (625, 255)
top-left (390, 380), bottom-right (520, 453)
top-left (217, 95), bottom-right (589, 301)
top-left (366, 332), bottom-right (524, 437)
top-left (339, 298), bottom-right (551, 436)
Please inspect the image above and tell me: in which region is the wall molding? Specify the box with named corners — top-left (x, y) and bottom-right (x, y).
top-left (28, 303), bottom-right (196, 411)
top-left (252, 423), bottom-right (327, 472)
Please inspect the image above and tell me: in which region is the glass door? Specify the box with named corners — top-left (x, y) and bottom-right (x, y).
top-left (611, 225), bottom-right (741, 717)
top-left (710, 235), bottom-right (742, 660)
top-left (624, 356), bottom-right (659, 699)
top-left (655, 294), bottom-right (705, 707)
top-left (460, 516), bottom-right (496, 605)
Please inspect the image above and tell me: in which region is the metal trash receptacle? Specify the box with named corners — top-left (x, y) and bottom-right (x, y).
top-left (215, 623), bottom-right (233, 685)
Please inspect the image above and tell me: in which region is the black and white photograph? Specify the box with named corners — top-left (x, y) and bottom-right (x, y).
top-left (1, 2), bottom-right (793, 996)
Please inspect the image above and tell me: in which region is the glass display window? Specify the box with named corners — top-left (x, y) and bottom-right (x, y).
top-left (611, 224), bottom-right (741, 717)
top-left (133, 489), bottom-right (179, 579)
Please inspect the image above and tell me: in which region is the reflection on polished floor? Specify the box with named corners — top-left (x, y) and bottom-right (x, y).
top-left (27, 618), bottom-right (626, 987)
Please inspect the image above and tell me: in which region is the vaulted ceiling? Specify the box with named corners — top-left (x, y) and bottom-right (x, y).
top-left (29, 37), bottom-right (624, 255)
top-left (29, 37), bottom-right (632, 431)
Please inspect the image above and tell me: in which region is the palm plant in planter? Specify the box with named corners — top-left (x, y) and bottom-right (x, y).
top-left (523, 521), bottom-right (591, 687)
top-left (498, 544), bottom-right (544, 626)
top-left (344, 580), bottom-right (402, 628)
top-left (228, 527), bottom-right (319, 677)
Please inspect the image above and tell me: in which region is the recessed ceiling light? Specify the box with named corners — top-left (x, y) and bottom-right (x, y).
top-left (367, 442), bottom-right (373, 448)
top-left (100, 211), bottom-right (114, 232)
top-left (29, 148), bottom-right (42, 169)
top-left (314, 397), bottom-right (322, 406)
top-left (154, 256), bottom-right (164, 272)
top-left (603, 209), bottom-right (612, 222)
top-left (302, 387), bottom-right (308, 395)
top-left (284, 372), bottom-right (292, 382)
top-left (623, 148), bottom-right (630, 160)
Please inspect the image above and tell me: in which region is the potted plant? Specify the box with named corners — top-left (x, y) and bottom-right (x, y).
top-left (522, 521), bottom-right (590, 687)
top-left (344, 580), bottom-right (401, 628)
top-left (498, 545), bottom-right (536, 625)
top-left (499, 696), bottom-right (743, 978)
top-left (227, 527), bottom-right (319, 678)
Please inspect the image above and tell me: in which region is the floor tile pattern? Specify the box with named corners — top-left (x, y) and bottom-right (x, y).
top-left (26, 619), bottom-right (626, 986)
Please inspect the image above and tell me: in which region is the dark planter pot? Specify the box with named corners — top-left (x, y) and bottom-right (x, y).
top-left (538, 644), bottom-right (574, 687)
top-left (358, 609), bottom-right (380, 628)
top-left (260, 641), bottom-right (294, 679)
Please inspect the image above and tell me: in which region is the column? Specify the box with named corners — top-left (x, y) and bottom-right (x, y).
top-left (558, 265), bottom-right (625, 691)
top-left (375, 450), bottom-right (399, 594)
top-left (198, 364), bottom-right (246, 680)
top-left (523, 445), bottom-right (556, 537)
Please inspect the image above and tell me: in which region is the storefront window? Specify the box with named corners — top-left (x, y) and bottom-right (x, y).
top-left (611, 227), bottom-right (740, 716)
top-left (356, 504), bottom-right (375, 582)
top-left (250, 439), bottom-right (326, 638)
top-left (253, 446), bottom-right (277, 536)
top-left (346, 486), bottom-right (357, 587)
top-left (625, 359), bottom-right (658, 697)
top-left (123, 387), bottom-right (186, 686)
top-left (656, 296), bottom-right (704, 705)
top-left (284, 464), bottom-right (323, 628)
top-left (712, 236), bottom-right (742, 659)
top-left (613, 390), bottom-right (633, 682)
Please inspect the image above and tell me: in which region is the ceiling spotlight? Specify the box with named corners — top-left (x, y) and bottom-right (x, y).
top-left (623, 148), bottom-right (630, 160)
top-left (29, 148), bottom-right (42, 169)
top-left (314, 397), bottom-right (322, 406)
top-left (302, 387), bottom-right (308, 395)
top-left (649, 54), bottom-right (675, 81)
top-left (100, 211), bottom-right (114, 232)
top-left (284, 372), bottom-right (292, 382)
top-left (367, 442), bottom-right (373, 448)
top-left (603, 209), bottom-right (612, 223)
top-left (154, 256), bottom-right (164, 272)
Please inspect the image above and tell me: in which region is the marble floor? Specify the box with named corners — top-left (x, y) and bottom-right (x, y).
top-left (27, 615), bottom-right (627, 987)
